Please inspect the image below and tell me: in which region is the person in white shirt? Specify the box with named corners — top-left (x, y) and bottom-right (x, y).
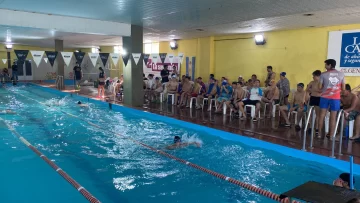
top-left (238, 79), bottom-right (263, 122)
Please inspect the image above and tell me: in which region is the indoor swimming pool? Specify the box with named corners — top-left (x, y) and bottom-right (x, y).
top-left (0, 84), bottom-right (359, 203)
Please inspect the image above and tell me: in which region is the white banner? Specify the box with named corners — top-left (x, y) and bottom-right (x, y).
top-left (88, 53), bottom-right (99, 67)
top-left (2, 59), bottom-right (7, 64)
top-left (44, 58), bottom-right (48, 63)
top-left (132, 53), bottom-right (141, 65)
top-left (110, 53), bottom-right (120, 65)
top-left (30, 50), bottom-right (44, 67)
top-left (143, 56), bottom-right (181, 79)
top-left (328, 29), bottom-right (360, 76)
top-left (168, 53), bottom-right (175, 65)
top-left (61, 52), bottom-right (73, 67)
top-left (178, 53), bottom-right (184, 64)
top-left (151, 54), bottom-right (159, 64)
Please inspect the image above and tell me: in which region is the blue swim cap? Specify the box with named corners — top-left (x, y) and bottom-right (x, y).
top-left (222, 82), bottom-right (227, 86)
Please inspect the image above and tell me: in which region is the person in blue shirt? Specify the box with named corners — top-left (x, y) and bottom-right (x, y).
top-left (196, 78), bottom-right (219, 110)
top-left (215, 81), bottom-right (233, 113)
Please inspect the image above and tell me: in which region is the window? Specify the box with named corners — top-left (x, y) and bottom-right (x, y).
top-left (144, 43), bottom-right (159, 54)
top-left (91, 47), bottom-right (99, 53)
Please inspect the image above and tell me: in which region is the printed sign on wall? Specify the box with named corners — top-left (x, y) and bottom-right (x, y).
top-left (30, 51), bottom-right (44, 67)
top-left (99, 53), bottom-right (110, 67)
top-left (61, 52), bottom-right (73, 67)
top-left (143, 55), bottom-right (180, 79)
top-left (45, 51), bottom-right (58, 67)
top-left (74, 52), bottom-right (86, 65)
top-left (14, 50), bottom-right (29, 67)
top-left (328, 30), bottom-right (360, 76)
top-left (110, 53), bottom-right (120, 65)
top-left (88, 53), bottom-right (99, 67)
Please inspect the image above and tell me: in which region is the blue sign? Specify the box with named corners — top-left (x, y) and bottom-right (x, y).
top-left (340, 32), bottom-right (360, 67)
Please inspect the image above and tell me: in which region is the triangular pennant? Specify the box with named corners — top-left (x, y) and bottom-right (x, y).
top-left (159, 53), bottom-right (167, 64)
top-left (61, 52), bottom-right (73, 67)
top-left (110, 53), bottom-right (120, 65)
top-left (143, 54), bottom-right (150, 65)
top-left (88, 53), bottom-right (99, 67)
top-left (74, 52), bottom-right (86, 65)
top-left (132, 53), bottom-right (142, 65)
top-left (178, 53), bottom-right (184, 64)
top-left (14, 50), bottom-right (29, 67)
top-left (99, 53), bottom-right (110, 67)
top-left (168, 53), bottom-right (174, 65)
top-left (151, 54), bottom-right (159, 64)
top-left (122, 53), bottom-right (130, 67)
top-left (30, 50), bottom-right (44, 67)
top-left (2, 59), bottom-right (7, 64)
top-left (45, 51), bottom-right (58, 67)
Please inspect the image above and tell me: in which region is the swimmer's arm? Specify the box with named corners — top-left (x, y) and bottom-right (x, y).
top-left (166, 144), bottom-right (177, 150)
top-left (189, 142), bottom-right (201, 147)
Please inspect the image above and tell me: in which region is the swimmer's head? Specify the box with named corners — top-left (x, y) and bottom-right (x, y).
top-left (77, 101), bottom-right (82, 105)
top-left (174, 136), bottom-right (181, 144)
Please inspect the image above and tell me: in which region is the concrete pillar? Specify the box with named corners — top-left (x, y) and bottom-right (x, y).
top-left (122, 25), bottom-right (143, 107)
top-left (55, 39), bottom-right (64, 76)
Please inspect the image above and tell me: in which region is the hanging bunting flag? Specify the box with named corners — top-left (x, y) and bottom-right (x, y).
top-left (61, 52), bottom-right (73, 67)
top-left (159, 53), bottom-right (167, 64)
top-left (178, 53), bottom-right (184, 64)
top-left (14, 50), bottom-right (29, 67)
top-left (122, 53), bottom-right (130, 67)
top-left (74, 52), bottom-right (86, 65)
top-left (168, 53), bottom-right (175, 65)
top-left (143, 54), bottom-right (150, 65)
top-left (88, 53), bottom-right (99, 67)
top-left (99, 53), bottom-right (110, 67)
top-left (45, 51), bottom-right (58, 67)
top-left (132, 53), bottom-right (142, 65)
top-left (30, 50), bottom-right (44, 67)
top-left (110, 53), bottom-right (120, 65)
top-left (151, 54), bottom-right (159, 64)
top-left (2, 59), bottom-right (7, 64)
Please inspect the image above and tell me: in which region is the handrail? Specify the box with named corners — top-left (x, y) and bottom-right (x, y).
top-left (302, 106), bottom-right (314, 151)
top-left (331, 109), bottom-right (344, 158)
top-left (56, 75), bottom-right (64, 90)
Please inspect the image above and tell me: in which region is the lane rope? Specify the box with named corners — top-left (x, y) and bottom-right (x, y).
top-left (11, 90), bottom-right (298, 203)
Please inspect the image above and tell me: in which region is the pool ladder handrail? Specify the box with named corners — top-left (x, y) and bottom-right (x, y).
top-left (302, 107), bottom-right (344, 158)
top-left (55, 75), bottom-right (64, 90)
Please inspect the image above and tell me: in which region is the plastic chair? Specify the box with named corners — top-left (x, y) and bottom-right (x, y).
top-left (324, 112), bottom-right (354, 138)
top-left (223, 103), bottom-right (227, 115)
top-left (168, 94), bottom-right (175, 105)
top-left (202, 98), bottom-right (217, 111)
top-left (244, 105), bottom-right (261, 118)
top-left (288, 111), bottom-right (306, 127)
top-left (189, 97), bottom-right (197, 108)
top-left (264, 102), bottom-right (279, 118)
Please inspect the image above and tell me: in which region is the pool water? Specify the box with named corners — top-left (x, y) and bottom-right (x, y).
top-left (0, 84), bottom-right (359, 203)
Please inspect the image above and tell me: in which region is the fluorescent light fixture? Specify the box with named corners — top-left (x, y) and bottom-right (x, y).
top-left (75, 50), bottom-right (79, 52)
top-left (254, 34), bottom-right (266, 45)
top-left (5, 44), bottom-right (13, 49)
top-left (169, 41), bottom-right (178, 50)
top-left (6, 37), bottom-right (11, 43)
top-left (122, 49), bottom-right (127, 55)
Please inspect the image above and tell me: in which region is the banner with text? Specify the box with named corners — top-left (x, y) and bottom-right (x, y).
top-left (88, 53), bottom-right (99, 67)
top-left (110, 53), bottom-right (120, 65)
top-left (74, 52), bottom-right (86, 65)
top-left (2, 59), bottom-right (7, 64)
top-left (61, 52), bottom-right (73, 67)
top-left (132, 53), bottom-right (142, 65)
top-left (99, 53), bottom-right (110, 67)
top-left (143, 55), bottom-right (180, 79)
top-left (45, 51), bottom-right (58, 67)
top-left (30, 50), bottom-right (44, 67)
top-left (14, 50), bottom-right (29, 67)
top-left (328, 29), bottom-right (360, 76)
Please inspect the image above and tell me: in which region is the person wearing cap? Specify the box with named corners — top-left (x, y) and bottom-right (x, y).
top-left (261, 79), bottom-right (280, 118)
top-left (279, 83), bottom-right (309, 129)
top-left (166, 136), bottom-right (201, 150)
top-left (215, 81), bottom-right (233, 113)
top-left (160, 65), bottom-right (170, 84)
top-left (265, 66), bottom-right (276, 86)
top-left (317, 59), bottom-right (345, 139)
top-left (341, 84), bottom-right (360, 141)
top-left (333, 173), bottom-right (355, 189)
top-left (77, 101), bottom-right (89, 107)
top-left (276, 72), bottom-right (290, 105)
top-left (178, 76), bottom-right (192, 107)
top-left (239, 79), bottom-right (263, 121)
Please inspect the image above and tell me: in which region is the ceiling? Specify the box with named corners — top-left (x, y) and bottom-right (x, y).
top-left (1, 0), bottom-right (360, 45)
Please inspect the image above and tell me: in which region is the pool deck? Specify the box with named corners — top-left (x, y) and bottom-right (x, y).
top-left (34, 82), bottom-right (360, 164)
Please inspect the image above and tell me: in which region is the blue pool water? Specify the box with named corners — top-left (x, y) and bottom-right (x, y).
top-left (0, 84), bottom-right (359, 203)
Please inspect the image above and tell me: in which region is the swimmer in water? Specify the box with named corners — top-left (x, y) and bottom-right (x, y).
top-left (166, 136), bottom-right (201, 150)
top-left (77, 101), bottom-right (89, 107)
top-left (0, 109), bottom-right (16, 114)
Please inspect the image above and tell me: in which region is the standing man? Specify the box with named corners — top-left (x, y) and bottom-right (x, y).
top-left (11, 61), bottom-right (18, 83)
top-left (73, 62), bottom-right (82, 90)
top-left (160, 65), bottom-right (169, 84)
top-left (265, 66), bottom-right (276, 86)
top-left (317, 59), bottom-right (345, 139)
top-left (276, 72), bottom-right (290, 105)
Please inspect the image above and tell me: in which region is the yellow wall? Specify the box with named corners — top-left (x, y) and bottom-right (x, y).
top-left (160, 24), bottom-right (360, 88)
